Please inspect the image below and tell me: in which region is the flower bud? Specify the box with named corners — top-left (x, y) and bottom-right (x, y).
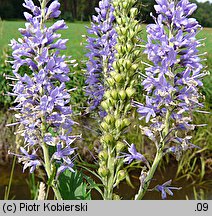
top-left (99, 160), bottom-right (106, 167)
top-left (104, 114), bottom-right (115, 125)
top-left (112, 194), bottom-right (120, 200)
top-left (115, 119), bottom-right (122, 130)
top-left (119, 89), bottom-right (126, 100)
top-left (126, 43), bottom-right (133, 52)
top-left (119, 58), bottom-right (124, 65)
top-left (124, 103), bottom-right (132, 114)
top-left (123, 2), bottom-right (128, 9)
top-left (107, 77), bottom-right (115, 86)
top-left (113, 1), bottom-right (118, 7)
top-left (111, 89), bottom-right (118, 100)
top-left (123, 118), bottom-right (131, 127)
top-left (117, 170), bottom-right (126, 181)
top-left (100, 121), bottom-right (109, 131)
top-left (116, 18), bottom-right (122, 25)
top-left (101, 100), bottom-right (109, 110)
top-left (110, 71), bottom-right (117, 78)
top-left (125, 59), bottom-right (132, 69)
top-left (98, 150), bottom-right (108, 161)
top-left (104, 90), bottom-right (111, 99)
top-left (101, 134), bottom-right (114, 145)
top-left (130, 8), bottom-right (138, 17)
top-left (126, 87), bottom-right (136, 98)
top-left (118, 36), bottom-right (126, 44)
top-left (109, 98), bottom-right (116, 106)
top-left (116, 118), bottom-right (130, 130)
top-left (114, 45), bottom-right (122, 54)
top-left (135, 24), bottom-right (142, 33)
top-left (129, 29), bottom-right (135, 38)
top-left (112, 61), bottom-right (116, 69)
top-left (116, 28), bottom-right (122, 36)
top-left (116, 141), bottom-right (125, 152)
top-left (98, 167), bottom-right (109, 177)
top-left (115, 53), bottom-right (120, 58)
top-left (121, 27), bottom-right (127, 35)
top-left (133, 50), bottom-right (140, 56)
top-left (132, 63), bottom-right (139, 70)
top-left (114, 74), bottom-right (124, 83)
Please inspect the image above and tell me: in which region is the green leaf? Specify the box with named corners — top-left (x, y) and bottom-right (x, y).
top-left (83, 175), bottom-right (104, 198)
top-left (125, 173), bottom-right (135, 189)
top-left (58, 169), bottom-right (91, 200)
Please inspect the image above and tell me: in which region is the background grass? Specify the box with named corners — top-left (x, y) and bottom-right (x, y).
top-left (0, 21), bottom-right (212, 67)
top-left (0, 21), bottom-right (88, 59)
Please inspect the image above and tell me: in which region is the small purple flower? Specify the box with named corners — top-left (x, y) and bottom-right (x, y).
top-left (46, 0), bottom-right (61, 19)
top-left (167, 136), bottom-right (201, 155)
top-left (133, 98), bottom-right (156, 123)
top-left (120, 142), bottom-right (149, 167)
top-left (52, 143), bottom-right (76, 161)
top-left (19, 147), bottom-right (41, 173)
top-left (155, 180), bottom-right (181, 199)
top-left (56, 157), bottom-right (75, 179)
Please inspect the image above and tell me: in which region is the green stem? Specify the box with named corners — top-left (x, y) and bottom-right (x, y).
top-left (163, 110), bottom-right (171, 139)
top-left (37, 0), bottom-right (62, 200)
top-left (4, 155), bottom-right (16, 200)
top-left (41, 120), bottom-right (62, 200)
top-left (103, 151), bottom-right (115, 200)
top-left (42, 145), bottom-right (62, 200)
top-left (135, 150), bottom-right (163, 200)
top-left (45, 184), bottom-right (50, 200)
top-left (135, 109), bottom-right (171, 200)
top-left (41, 0), bottom-right (47, 18)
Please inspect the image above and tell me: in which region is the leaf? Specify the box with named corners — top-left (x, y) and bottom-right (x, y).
top-left (77, 163), bottom-right (102, 181)
top-left (125, 173), bottom-right (135, 189)
top-left (58, 169), bottom-right (91, 200)
top-left (83, 175), bottom-right (104, 198)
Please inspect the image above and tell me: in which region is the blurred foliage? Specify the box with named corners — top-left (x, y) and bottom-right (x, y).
top-left (0, 48), bottom-right (14, 107)
top-left (1, 0), bottom-right (212, 27)
top-left (0, 0), bottom-right (99, 22)
top-left (68, 60), bottom-right (87, 115)
top-left (191, 0), bottom-right (212, 28)
top-left (138, 0), bottom-right (212, 27)
top-left (26, 173), bottom-right (40, 200)
top-left (0, 0), bottom-right (24, 20)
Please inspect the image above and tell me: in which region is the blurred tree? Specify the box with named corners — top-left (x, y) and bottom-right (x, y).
top-left (0, 0), bottom-right (212, 27)
top-left (0, 0), bottom-right (24, 20)
top-left (138, 0), bottom-right (155, 24)
top-left (138, 0), bottom-right (212, 27)
top-left (59, 0), bottom-right (99, 21)
top-left (192, 0), bottom-right (212, 27)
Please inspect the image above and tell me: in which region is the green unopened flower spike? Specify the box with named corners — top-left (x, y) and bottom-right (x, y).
top-left (98, 0), bottom-right (143, 200)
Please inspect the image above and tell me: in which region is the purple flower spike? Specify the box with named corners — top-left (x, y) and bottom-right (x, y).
top-left (9, 0), bottom-right (77, 175)
top-left (134, 0), bottom-right (207, 157)
top-left (155, 180), bottom-right (181, 199)
top-left (85, 0), bottom-right (117, 113)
